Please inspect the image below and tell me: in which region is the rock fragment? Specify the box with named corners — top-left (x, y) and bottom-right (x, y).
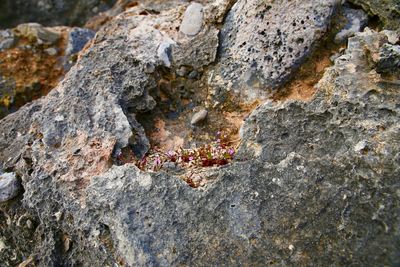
top-left (16, 23), bottom-right (60, 44)
top-left (65, 27), bottom-right (95, 56)
top-left (0, 30), bottom-right (16, 51)
top-left (376, 44), bottom-right (400, 75)
top-left (335, 5), bottom-right (368, 43)
top-left (0, 172), bottom-right (21, 202)
top-left (213, 0), bottom-right (339, 100)
top-left (191, 109), bottom-right (208, 125)
top-left (179, 3), bottom-right (204, 36)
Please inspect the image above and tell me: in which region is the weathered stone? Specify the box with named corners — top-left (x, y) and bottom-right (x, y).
top-left (65, 27), bottom-right (95, 56)
top-left (0, 2), bottom-right (399, 267)
top-left (376, 43), bottom-right (400, 75)
top-left (190, 108), bottom-right (208, 125)
top-left (212, 0), bottom-right (339, 101)
top-left (348, 0), bottom-right (400, 30)
top-left (0, 172), bottom-right (21, 202)
top-left (0, 30), bottom-right (16, 51)
top-left (179, 3), bottom-right (204, 36)
top-left (334, 5), bottom-right (368, 43)
top-left (15, 23), bottom-right (60, 44)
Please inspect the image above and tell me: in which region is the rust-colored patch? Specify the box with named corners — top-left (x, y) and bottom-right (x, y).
top-left (273, 42), bottom-right (345, 102)
top-left (0, 31), bottom-right (67, 112)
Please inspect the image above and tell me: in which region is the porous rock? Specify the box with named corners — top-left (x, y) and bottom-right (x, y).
top-left (0, 2), bottom-right (399, 267)
top-left (211, 0), bottom-right (339, 101)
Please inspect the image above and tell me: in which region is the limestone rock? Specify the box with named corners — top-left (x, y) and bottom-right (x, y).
top-left (0, 172), bottom-right (21, 202)
top-left (212, 0), bottom-right (339, 101)
top-left (0, 2), bottom-right (399, 267)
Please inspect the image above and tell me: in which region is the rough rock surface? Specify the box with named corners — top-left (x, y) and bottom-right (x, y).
top-left (65, 27), bottom-right (96, 56)
top-left (0, 0), bottom-right (117, 28)
top-left (0, 1), bottom-right (399, 267)
top-left (334, 5), bottom-right (368, 43)
top-left (210, 0), bottom-right (339, 101)
top-left (349, 0), bottom-right (400, 30)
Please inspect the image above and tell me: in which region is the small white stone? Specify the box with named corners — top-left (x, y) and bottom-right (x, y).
top-left (180, 3), bottom-right (204, 36)
top-left (289, 244), bottom-right (294, 251)
top-left (190, 109), bottom-right (208, 125)
top-left (0, 172), bottom-right (21, 202)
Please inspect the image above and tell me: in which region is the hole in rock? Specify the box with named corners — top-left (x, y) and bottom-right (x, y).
top-left (115, 66), bottom-right (259, 188)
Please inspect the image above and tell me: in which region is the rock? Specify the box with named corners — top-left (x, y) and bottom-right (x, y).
top-left (0, 0), bottom-right (117, 28)
top-left (15, 23), bottom-right (60, 44)
top-left (0, 2), bottom-right (399, 267)
top-left (157, 41), bottom-right (174, 67)
top-left (44, 47), bottom-right (58, 56)
top-left (0, 30), bottom-right (16, 51)
top-left (65, 27), bottom-right (95, 56)
top-left (0, 172), bottom-right (21, 202)
top-left (190, 108), bottom-right (208, 125)
top-left (382, 30), bottom-right (400, 44)
top-left (212, 0), bottom-right (339, 101)
top-left (179, 3), bottom-right (204, 36)
top-left (334, 5), bottom-right (368, 43)
top-left (376, 44), bottom-right (400, 75)
top-left (348, 0), bottom-right (400, 30)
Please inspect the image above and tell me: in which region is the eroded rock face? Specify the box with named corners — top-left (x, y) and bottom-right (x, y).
top-left (0, 1), bottom-right (399, 266)
top-left (349, 0), bottom-right (400, 30)
top-left (211, 0), bottom-right (339, 101)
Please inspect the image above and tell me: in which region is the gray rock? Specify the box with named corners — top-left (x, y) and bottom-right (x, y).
top-left (334, 5), bottom-right (368, 43)
top-left (16, 23), bottom-right (60, 44)
top-left (376, 43), bottom-right (400, 75)
top-left (157, 41), bottom-right (174, 67)
top-left (212, 0), bottom-right (339, 101)
top-left (0, 172), bottom-right (21, 202)
top-left (190, 108), bottom-right (208, 125)
top-left (65, 27), bottom-right (95, 56)
top-left (179, 3), bottom-right (204, 36)
top-left (0, 2), bottom-right (399, 267)
top-left (0, 30), bottom-right (16, 51)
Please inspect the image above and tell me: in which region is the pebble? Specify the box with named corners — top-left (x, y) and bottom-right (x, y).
top-left (191, 109), bottom-right (208, 125)
top-left (16, 23), bottom-right (60, 44)
top-left (180, 3), bottom-right (204, 36)
top-left (45, 47), bottom-right (58, 56)
top-left (188, 70), bottom-right (199, 79)
top-left (0, 172), bottom-right (21, 202)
